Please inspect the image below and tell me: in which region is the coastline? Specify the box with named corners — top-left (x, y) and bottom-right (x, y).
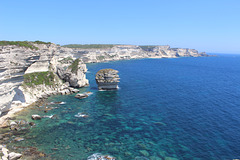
top-left (0, 43), bottom-right (209, 159)
top-left (0, 55), bottom-right (209, 127)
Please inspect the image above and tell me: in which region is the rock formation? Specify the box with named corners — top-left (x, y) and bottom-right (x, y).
top-left (0, 42), bottom-right (88, 117)
top-left (95, 69), bottom-right (120, 90)
top-left (57, 59), bottom-right (89, 88)
top-left (0, 145), bottom-right (22, 160)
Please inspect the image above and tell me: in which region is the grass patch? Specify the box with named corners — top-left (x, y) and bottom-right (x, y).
top-left (23, 71), bottom-right (55, 86)
top-left (33, 40), bottom-right (52, 45)
top-left (0, 40), bottom-right (52, 50)
top-left (0, 41), bottom-right (38, 50)
top-left (68, 59), bottom-right (80, 74)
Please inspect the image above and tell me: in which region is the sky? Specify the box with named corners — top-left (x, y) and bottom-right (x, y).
top-left (0, 0), bottom-right (240, 53)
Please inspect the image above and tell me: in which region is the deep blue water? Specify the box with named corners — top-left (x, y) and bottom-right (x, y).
top-left (12, 55), bottom-right (240, 159)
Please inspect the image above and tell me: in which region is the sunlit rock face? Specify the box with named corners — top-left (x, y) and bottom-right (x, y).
top-left (95, 69), bottom-right (120, 90)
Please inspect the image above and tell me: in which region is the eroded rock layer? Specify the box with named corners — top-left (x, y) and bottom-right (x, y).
top-left (95, 69), bottom-right (120, 90)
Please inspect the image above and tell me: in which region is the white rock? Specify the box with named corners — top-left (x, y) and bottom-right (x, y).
top-left (2, 147), bottom-right (8, 156)
top-left (10, 121), bottom-right (17, 126)
top-left (2, 155), bottom-right (8, 160)
top-left (8, 152), bottom-right (22, 160)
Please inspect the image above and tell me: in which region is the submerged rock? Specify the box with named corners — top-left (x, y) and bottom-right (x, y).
top-left (29, 122), bottom-right (35, 126)
top-left (164, 157), bottom-right (178, 160)
top-left (14, 137), bottom-right (24, 142)
top-left (139, 150), bottom-right (149, 157)
top-left (135, 156), bottom-right (149, 160)
top-left (87, 153), bottom-right (116, 160)
top-left (75, 92), bottom-right (92, 99)
top-left (31, 115), bottom-right (41, 120)
top-left (95, 69), bottom-right (120, 90)
top-left (42, 114), bottom-right (55, 119)
top-left (74, 112), bottom-right (89, 118)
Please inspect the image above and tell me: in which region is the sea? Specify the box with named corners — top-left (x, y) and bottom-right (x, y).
top-left (7, 54), bottom-right (240, 160)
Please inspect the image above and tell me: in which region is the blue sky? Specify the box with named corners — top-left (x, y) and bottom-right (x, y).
top-left (1, 0), bottom-right (240, 53)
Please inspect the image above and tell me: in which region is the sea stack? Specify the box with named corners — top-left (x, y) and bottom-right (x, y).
top-left (95, 69), bottom-right (120, 90)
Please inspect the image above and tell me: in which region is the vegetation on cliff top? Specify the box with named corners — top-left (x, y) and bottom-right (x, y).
top-left (68, 58), bottom-right (80, 74)
top-left (0, 40), bottom-right (52, 50)
top-left (62, 44), bottom-right (116, 49)
top-left (23, 71), bottom-right (55, 86)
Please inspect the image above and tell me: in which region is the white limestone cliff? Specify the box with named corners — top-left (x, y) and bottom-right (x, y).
top-left (0, 42), bottom-right (207, 118)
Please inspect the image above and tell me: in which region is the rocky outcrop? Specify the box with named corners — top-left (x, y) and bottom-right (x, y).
top-left (57, 59), bottom-right (89, 88)
top-left (0, 43), bottom-right (89, 117)
top-left (95, 69), bottom-right (120, 90)
top-left (0, 145), bottom-right (22, 160)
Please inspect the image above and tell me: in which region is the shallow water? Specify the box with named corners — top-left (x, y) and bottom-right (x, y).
top-left (9, 55), bottom-right (240, 159)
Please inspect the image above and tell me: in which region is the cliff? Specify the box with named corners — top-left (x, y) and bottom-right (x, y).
top-left (0, 42), bottom-right (89, 117)
top-left (72, 45), bottom-right (208, 63)
top-left (0, 41), bottom-right (207, 118)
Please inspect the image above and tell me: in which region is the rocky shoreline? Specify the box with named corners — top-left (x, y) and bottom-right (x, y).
top-left (0, 42), bottom-right (209, 159)
top-left (0, 43), bottom-right (208, 121)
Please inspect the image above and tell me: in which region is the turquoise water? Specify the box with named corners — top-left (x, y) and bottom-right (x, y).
top-left (12, 55), bottom-right (240, 159)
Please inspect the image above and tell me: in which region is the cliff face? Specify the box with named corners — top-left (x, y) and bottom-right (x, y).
top-left (0, 43), bottom-right (88, 115)
top-left (0, 42), bottom-right (207, 116)
top-left (73, 45), bottom-right (207, 63)
top-left (57, 59), bottom-right (89, 88)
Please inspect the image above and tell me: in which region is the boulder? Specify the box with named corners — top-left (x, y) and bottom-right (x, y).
top-left (29, 122), bottom-right (35, 126)
top-left (2, 147), bottom-right (9, 156)
top-left (75, 92), bottom-right (92, 99)
top-left (2, 156), bottom-right (8, 160)
top-left (75, 93), bottom-right (88, 99)
top-left (87, 153), bottom-right (116, 160)
top-left (31, 115), bottom-right (41, 120)
top-left (0, 120), bottom-right (10, 128)
top-left (14, 137), bottom-right (24, 142)
top-left (95, 69), bottom-right (120, 90)
top-left (10, 121), bottom-right (18, 130)
top-left (8, 152), bottom-right (22, 160)
top-left (10, 121), bottom-right (17, 126)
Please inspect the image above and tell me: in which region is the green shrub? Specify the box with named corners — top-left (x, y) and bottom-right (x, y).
top-left (0, 40), bottom-right (52, 50)
top-left (62, 44), bottom-right (116, 49)
top-left (0, 41), bottom-right (39, 50)
top-left (23, 71), bottom-right (55, 86)
top-left (68, 59), bottom-right (80, 74)
top-left (33, 40), bottom-right (52, 44)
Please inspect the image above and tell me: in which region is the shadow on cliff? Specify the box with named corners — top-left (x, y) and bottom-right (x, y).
top-left (13, 87), bottom-right (26, 103)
